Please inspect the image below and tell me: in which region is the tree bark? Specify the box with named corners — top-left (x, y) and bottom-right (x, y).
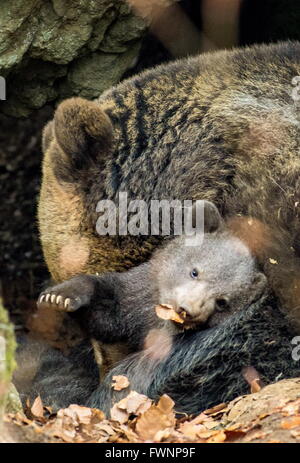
top-left (0, 297), bottom-right (16, 422)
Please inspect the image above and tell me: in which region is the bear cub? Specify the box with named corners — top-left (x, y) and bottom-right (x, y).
top-left (37, 201), bottom-right (267, 376)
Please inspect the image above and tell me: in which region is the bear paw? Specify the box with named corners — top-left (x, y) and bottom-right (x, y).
top-left (37, 279), bottom-right (93, 312)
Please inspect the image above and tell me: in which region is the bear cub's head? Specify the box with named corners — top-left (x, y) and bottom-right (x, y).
top-left (151, 201), bottom-right (267, 329)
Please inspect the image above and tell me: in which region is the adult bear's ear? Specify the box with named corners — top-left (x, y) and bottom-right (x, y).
top-left (54, 97), bottom-right (114, 169)
top-left (191, 200), bottom-right (224, 233)
top-left (42, 120), bottom-right (54, 153)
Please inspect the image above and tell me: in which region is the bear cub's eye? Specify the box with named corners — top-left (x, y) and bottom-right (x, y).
top-left (190, 268), bottom-right (199, 279)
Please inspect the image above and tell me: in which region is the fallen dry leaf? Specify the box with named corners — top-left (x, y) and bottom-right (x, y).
top-left (281, 416), bottom-right (300, 430)
top-left (111, 391), bottom-right (152, 424)
top-left (118, 391), bottom-right (152, 415)
top-left (207, 430), bottom-right (227, 443)
top-left (204, 403), bottom-right (228, 415)
top-left (110, 404), bottom-right (130, 424)
top-left (112, 375), bottom-right (130, 391)
top-left (156, 394), bottom-right (175, 414)
top-left (179, 421), bottom-right (206, 440)
top-left (197, 429), bottom-right (221, 439)
top-left (153, 427), bottom-right (174, 442)
top-left (90, 408), bottom-right (106, 424)
top-left (135, 394), bottom-right (176, 440)
top-left (68, 404), bottom-right (93, 425)
top-left (5, 412), bottom-right (35, 427)
top-left (250, 379), bottom-right (262, 393)
top-left (281, 399), bottom-right (300, 416)
top-left (243, 430), bottom-right (266, 442)
top-left (203, 420), bottom-right (222, 430)
top-left (291, 429), bottom-right (300, 438)
top-left (189, 412), bottom-right (209, 425)
top-left (30, 396), bottom-right (44, 420)
top-left (155, 304), bottom-right (186, 324)
top-left (94, 421), bottom-right (115, 436)
top-left (119, 423), bottom-right (140, 442)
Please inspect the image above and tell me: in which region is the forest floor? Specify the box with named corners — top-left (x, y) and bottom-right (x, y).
top-left (3, 378), bottom-right (300, 443)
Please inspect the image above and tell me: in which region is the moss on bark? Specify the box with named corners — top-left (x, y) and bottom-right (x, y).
top-left (0, 298), bottom-right (17, 420)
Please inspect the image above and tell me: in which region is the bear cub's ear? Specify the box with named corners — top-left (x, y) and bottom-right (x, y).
top-left (53, 97), bottom-right (114, 170)
top-left (191, 200), bottom-right (224, 234)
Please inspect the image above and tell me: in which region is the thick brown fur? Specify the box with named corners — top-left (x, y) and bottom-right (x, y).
top-left (39, 41), bottom-right (300, 329)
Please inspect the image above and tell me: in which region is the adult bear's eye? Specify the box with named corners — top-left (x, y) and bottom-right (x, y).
top-left (190, 268), bottom-right (199, 279)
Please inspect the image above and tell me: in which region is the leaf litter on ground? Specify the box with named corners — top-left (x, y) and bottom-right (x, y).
top-left (4, 377), bottom-right (300, 443)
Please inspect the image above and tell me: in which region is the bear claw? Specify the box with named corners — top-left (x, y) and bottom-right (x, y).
top-left (37, 276), bottom-right (94, 313)
top-left (37, 290), bottom-right (85, 313)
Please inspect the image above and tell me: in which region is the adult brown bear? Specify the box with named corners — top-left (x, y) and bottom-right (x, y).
top-left (28, 41), bottom-right (300, 413)
top-left (39, 40), bottom-right (300, 330)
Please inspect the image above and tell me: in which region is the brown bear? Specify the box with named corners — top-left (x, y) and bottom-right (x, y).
top-left (39, 40), bottom-right (300, 331)
top-left (36, 201), bottom-right (267, 377)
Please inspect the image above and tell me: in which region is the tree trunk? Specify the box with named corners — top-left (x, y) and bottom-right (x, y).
top-left (0, 297), bottom-right (16, 422)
